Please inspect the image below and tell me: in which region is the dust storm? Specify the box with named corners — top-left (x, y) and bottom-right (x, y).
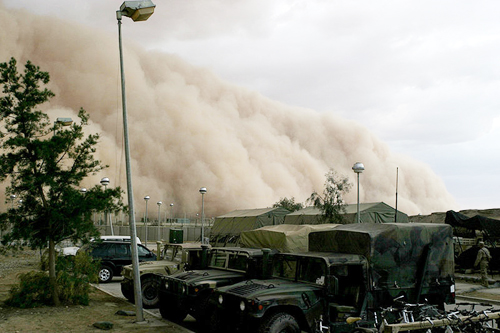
top-left (0, 3), bottom-right (456, 218)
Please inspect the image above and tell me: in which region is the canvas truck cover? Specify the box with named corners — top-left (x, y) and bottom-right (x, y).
top-left (309, 223), bottom-right (454, 290)
top-left (240, 224), bottom-right (340, 253)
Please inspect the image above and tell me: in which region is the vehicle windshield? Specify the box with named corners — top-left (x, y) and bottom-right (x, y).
top-left (272, 255), bottom-right (326, 285)
top-left (162, 245), bottom-right (182, 263)
top-left (208, 250), bottom-right (249, 272)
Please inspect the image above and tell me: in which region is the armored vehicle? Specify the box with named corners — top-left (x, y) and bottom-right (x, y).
top-left (158, 247), bottom-right (273, 325)
top-left (120, 242), bottom-right (205, 308)
top-left (212, 223), bottom-right (455, 333)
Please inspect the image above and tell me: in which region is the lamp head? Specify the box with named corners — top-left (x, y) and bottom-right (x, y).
top-left (56, 117), bottom-right (73, 126)
top-left (100, 177), bottom-right (110, 186)
top-left (199, 187), bottom-right (207, 194)
top-left (352, 162), bottom-right (365, 174)
top-left (144, 195), bottom-right (150, 201)
top-left (157, 201), bottom-right (162, 206)
top-left (118, 1), bottom-right (156, 22)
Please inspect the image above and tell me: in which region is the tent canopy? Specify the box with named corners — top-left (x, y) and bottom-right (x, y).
top-left (209, 207), bottom-right (290, 247)
top-left (284, 202), bottom-right (408, 225)
top-left (445, 210), bottom-right (500, 239)
top-left (240, 223), bottom-right (340, 253)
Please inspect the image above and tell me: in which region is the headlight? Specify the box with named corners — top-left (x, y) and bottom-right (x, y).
top-left (182, 285), bottom-right (186, 294)
top-left (164, 281), bottom-right (169, 289)
top-left (218, 295), bottom-right (224, 304)
top-left (239, 300), bottom-right (246, 311)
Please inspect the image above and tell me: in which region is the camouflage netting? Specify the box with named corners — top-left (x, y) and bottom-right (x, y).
top-left (309, 223), bottom-right (454, 289)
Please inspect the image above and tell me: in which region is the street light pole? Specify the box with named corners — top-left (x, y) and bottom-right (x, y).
top-left (116, 0), bottom-right (156, 322)
top-left (170, 203), bottom-right (174, 225)
top-left (199, 187), bottom-right (207, 244)
top-left (100, 177), bottom-right (114, 236)
top-left (157, 201), bottom-right (162, 241)
top-left (352, 162), bottom-right (365, 224)
top-left (144, 195), bottom-right (150, 247)
top-left (10, 194), bottom-right (16, 210)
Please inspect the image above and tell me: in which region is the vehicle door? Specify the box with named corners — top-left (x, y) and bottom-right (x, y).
top-left (137, 244), bottom-right (154, 262)
top-left (112, 243), bottom-right (131, 270)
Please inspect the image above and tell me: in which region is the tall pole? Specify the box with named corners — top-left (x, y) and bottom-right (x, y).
top-left (395, 167), bottom-right (399, 223)
top-left (157, 201), bottom-right (162, 241)
top-left (144, 196), bottom-right (150, 247)
top-left (352, 162), bottom-right (365, 224)
top-left (170, 203), bottom-right (174, 225)
top-left (117, 10), bottom-right (143, 321)
top-left (199, 187), bottom-right (207, 244)
top-left (100, 177), bottom-right (114, 236)
top-left (10, 194), bottom-right (16, 209)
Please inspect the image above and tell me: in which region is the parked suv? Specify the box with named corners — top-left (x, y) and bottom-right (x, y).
top-left (78, 240), bottom-right (156, 283)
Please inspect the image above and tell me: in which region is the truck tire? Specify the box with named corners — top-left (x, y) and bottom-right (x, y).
top-left (159, 299), bottom-right (187, 322)
top-left (258, 312), bottom-right (300, 333)
top-left (141, 276), bottom-right (160, 309)
top-left (120, 282), bottom-right (134, 302)
top-left (98, 265), bottom-right (114, 283)
top-left (199, 303), bottom-right (223, 333)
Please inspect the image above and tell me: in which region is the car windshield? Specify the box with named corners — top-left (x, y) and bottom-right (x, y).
top-left (162, 245), bottom-right (182, 262)
top-left (208, 250), bottom-right (249, 272)
top-left (272, 255), bottom-right (326, 285)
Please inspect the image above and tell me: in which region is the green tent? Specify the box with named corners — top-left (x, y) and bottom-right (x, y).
top-left (283, 202), bottom-right (408, 224)
top-left (209, 207), bottom-right (290, 247)
top-left (240, 223), bottom-right (340, 253)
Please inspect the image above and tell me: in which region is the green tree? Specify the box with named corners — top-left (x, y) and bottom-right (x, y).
top-left (307, 168), bottom-right (352, 223)
top-left (273, 197), bottom-right (304, 212)
top-left (0, 58), bottom-right (123, 306)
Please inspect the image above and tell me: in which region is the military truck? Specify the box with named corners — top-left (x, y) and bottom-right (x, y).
top-left (157, 246), bottom-right (274, 325)
top-left (211, 223), bottom-right (455, 333)
top-left (120, 241), bottom-right (205, 308)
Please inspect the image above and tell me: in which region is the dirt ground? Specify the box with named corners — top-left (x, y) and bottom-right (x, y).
top-left (0, 249), bottom-right (185, 333)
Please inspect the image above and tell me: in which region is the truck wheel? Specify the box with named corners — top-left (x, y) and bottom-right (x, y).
top-left (199, 304), bottom-right (223, 333)
top-left (258, 312), bottom-right (300, 333)
top-left (120, 282), bottom-right (134, 302)
top-left (159, 300), bottom-right (187, 322)
top-left (141, 277), bottom-right (160, 309)
top-left (98, 265), bottom-right (113, 283)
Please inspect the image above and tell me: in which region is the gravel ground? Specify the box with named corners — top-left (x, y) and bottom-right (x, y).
top-left (0, 248), bottom-right (188, 333)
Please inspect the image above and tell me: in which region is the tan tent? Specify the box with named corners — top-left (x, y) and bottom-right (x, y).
top-left (209, 207), bottom-right (290, 247)
top-left (240, 224), bottom-right (340, 252)
top-left (283, 202), bottom-right (408, 224)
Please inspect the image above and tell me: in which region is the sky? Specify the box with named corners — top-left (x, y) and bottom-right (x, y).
top-left (1, 0), bottom-right (499, 216)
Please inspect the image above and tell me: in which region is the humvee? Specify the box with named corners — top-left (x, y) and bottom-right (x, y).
top-left (120, 241), bottom-right (205, 308)
top-left (157, 247), bottom-right (274, 325)
top-left (211, 223), bottom-right (455, 333)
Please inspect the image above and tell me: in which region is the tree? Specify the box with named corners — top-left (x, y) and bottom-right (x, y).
top-left (273, 197), bottom-right (304, 212)
top-left (0, 58), bottom-right (123, 306)
top-left (307, 168), bottom-right (352, 223)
